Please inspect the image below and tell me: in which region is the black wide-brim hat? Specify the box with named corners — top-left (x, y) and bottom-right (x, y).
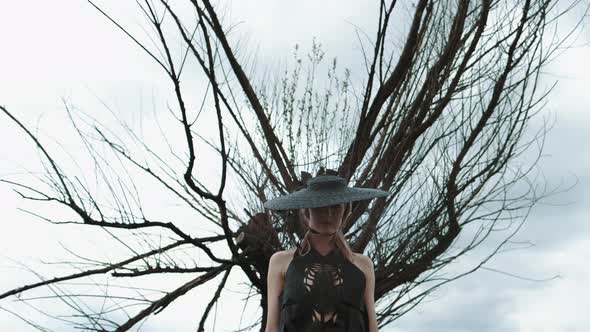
top-left (263, 175), bottom-right (391, 210)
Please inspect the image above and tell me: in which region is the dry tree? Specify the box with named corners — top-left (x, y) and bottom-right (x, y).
top-left (0, 0), bottom-right (586, 331)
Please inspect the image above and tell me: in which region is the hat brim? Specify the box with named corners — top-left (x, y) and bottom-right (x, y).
top-left (263, 187), bottom-right (391, 210)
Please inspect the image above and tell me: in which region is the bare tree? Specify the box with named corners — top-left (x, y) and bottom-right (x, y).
top-left (1, 0), bottom-right (586, 331)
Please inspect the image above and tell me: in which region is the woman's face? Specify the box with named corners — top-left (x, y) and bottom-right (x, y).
top-left (305, 203), bottom-right (348, 234)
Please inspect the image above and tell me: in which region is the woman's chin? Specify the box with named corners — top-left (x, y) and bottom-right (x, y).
top-left (316, 227), bottom-right (337, 234)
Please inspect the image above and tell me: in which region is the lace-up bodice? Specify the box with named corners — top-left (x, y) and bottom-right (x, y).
top-left (278, 246), bottom-right (368, 332)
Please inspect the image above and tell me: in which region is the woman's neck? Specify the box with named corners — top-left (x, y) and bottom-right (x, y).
top-left (308, 232), bottom-right (337, 254)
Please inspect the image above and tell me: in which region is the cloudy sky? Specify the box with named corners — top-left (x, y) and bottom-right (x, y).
top-left (1, 1), bottom-right (589, 331)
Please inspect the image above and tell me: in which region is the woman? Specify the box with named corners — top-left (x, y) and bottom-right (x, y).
top-left (263, 174), bottom-right (390, 332)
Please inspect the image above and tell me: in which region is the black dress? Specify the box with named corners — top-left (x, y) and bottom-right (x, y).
top-left (278, 245), bottom-right (369, 332)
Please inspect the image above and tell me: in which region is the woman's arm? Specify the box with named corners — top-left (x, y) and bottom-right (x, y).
top-left (361, 255), bottom-right (379, 332)
top-left (265, 251), bottom-right (285, 332)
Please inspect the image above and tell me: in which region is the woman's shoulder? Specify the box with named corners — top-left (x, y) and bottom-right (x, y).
top-left (271, 248), bottom-right (298, 277)
top-left (352, 252), bottom-right (369, 262)
top-left (272, 247), bottom-right (298, 258)
top-left (351, 252), bottom-right (373, 276)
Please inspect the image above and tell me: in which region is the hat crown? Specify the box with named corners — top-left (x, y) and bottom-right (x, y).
top-left (306, 175), bottom-right (347, 191)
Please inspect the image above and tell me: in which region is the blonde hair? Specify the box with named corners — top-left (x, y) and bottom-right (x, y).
top-left (296, 202), bottom-right (355, 263)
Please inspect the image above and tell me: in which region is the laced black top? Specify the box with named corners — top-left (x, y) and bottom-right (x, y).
top-left (278, 245), bottom-right (369, 332)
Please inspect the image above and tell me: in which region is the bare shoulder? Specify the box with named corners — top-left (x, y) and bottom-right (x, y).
top-left (271, 248), bottom-right (297, 277)
top-left (352, 252), bottom-right (374, 276)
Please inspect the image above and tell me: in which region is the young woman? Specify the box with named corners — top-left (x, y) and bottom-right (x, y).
top-left (263, 174), bottom-right (390, 332)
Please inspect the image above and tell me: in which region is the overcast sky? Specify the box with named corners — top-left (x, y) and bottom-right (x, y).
top-left (1, 1), bottom-right (589, 331)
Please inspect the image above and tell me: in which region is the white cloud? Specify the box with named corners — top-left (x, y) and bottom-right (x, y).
top-left (507, 237), bottom-right (590, 332)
